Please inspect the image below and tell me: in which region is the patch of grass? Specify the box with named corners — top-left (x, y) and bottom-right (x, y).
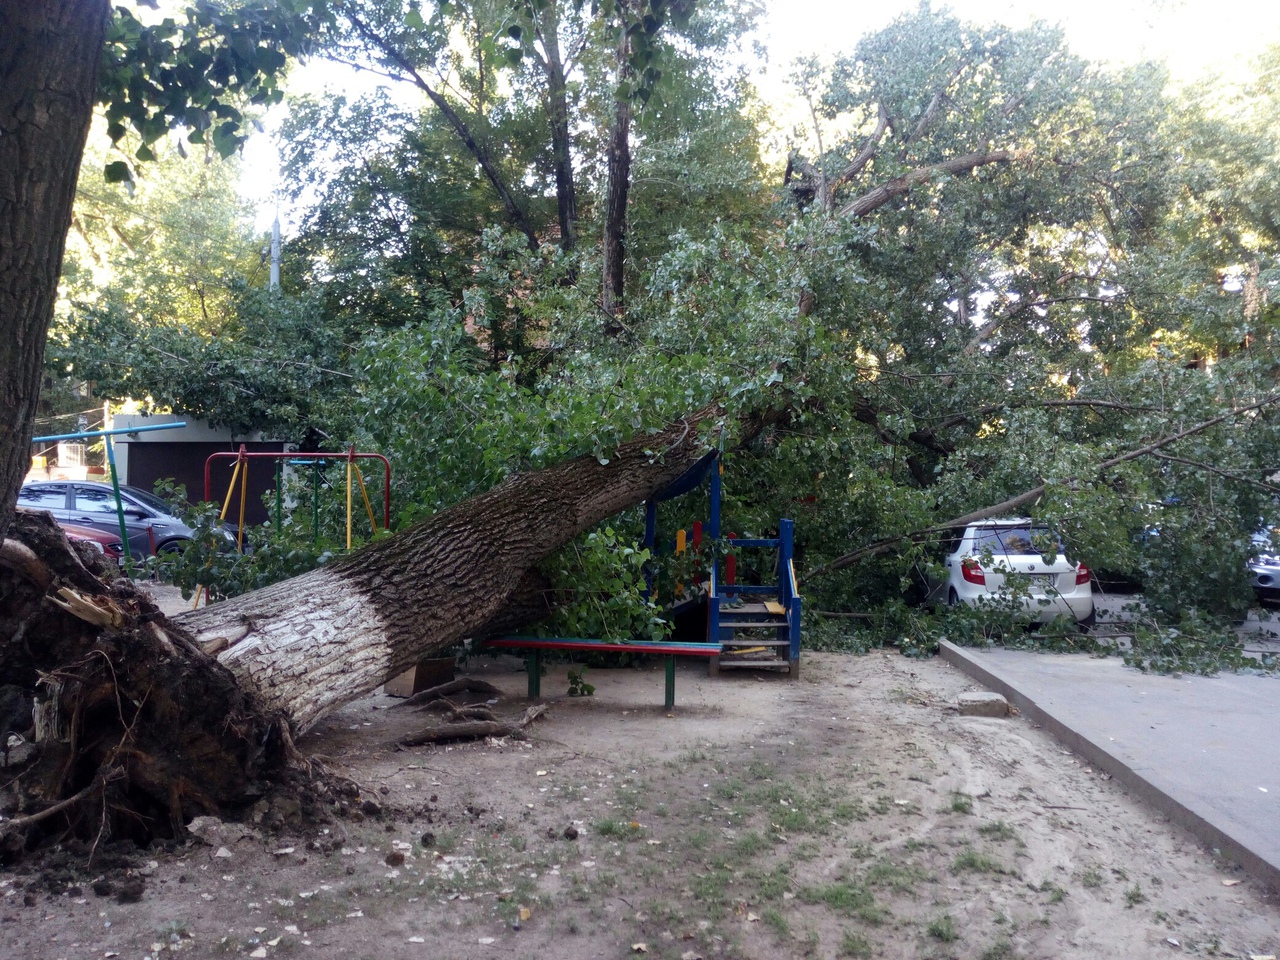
top-left (687, 828), bottom-right (712, 850)
top-left (839, 930), bottom-right (873, 957)
top-left (1080, 866), bottom-right (1104, 888)
top-left (762, 908), bottom-right (789, 939)
top-left (747, 864), bottom-right (793, 901)
top-left (733, 831), bottom-right (767, 858)
top-left (797, 882), bottom-right (874, 911)
top-left (949, 792), bottom-right (974, 814)
top-left (1124, 883), bottom-right (1146, 907)
top-left (593, 818), bottom-right (642, 840)
top-left (977, 820), bottom-right (1018, 842)
top-left (855, 903), bottom-right (891, 926)
top-left (952, 848), bottom-right (1011, 875)
top-left (981, 938), bottom-right (1015, 960)
top-left (847, 841), bottom-right (875, 859)
top-left (927, 914), bottom-right (957, 942)
top-left (1038, 881), bottom-right (1067, 904)
top-left (715, 779), bottom-right (745, 800)
top-left (865, 861), bottom-right (929, 894)
top-left (690, 867), bottom-right (732, 907)
top-left (832, 799), bottom-right (867, 822)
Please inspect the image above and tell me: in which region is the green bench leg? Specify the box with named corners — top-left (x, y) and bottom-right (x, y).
top-left (664, 654), bottom-right (676, 709)
top-left (527, 650), bottom-right (542, 698)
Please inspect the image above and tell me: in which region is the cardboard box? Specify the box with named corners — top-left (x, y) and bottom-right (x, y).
top-left (382, 656), bottom-right (456, 698)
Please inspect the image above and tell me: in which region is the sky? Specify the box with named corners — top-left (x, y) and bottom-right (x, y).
top-left (242, 0), bottom-right (1280, 232)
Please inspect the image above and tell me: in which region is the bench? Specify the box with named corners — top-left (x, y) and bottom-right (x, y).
top-left (480, 636), bottom-right (722, 709)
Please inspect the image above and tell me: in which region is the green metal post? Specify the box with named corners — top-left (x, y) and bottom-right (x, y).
top-left (312, 462), bottom-right (320, 547)
top-left (664, 654), bottom-right (676, 709)
top-left (275, 459), bottom-right (282, 536)
top-left (104, 434), bottom-right (132, 567)
top-left (527, 651), bottom-right (542, 698)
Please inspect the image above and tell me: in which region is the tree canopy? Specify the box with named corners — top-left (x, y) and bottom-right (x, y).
top-left (41, 1), bottom-right (1280, 630)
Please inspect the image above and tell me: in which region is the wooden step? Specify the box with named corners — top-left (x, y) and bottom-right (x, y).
top-left (715, 660), bottom-right (791, 671)
top-left (722, 639), bottom-right (792, 647)
top-left (720, 619), bottom-right (787, 628)
top-left (718, 600), bottom-right (786, 615)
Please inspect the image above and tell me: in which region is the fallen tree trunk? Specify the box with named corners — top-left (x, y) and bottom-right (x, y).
top-left (174, 408), bottom-right (731, 734)
top-left (0, 407), bottom-right (739, 851)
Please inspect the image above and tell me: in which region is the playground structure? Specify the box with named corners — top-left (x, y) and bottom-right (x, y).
top-left (484, 450), bottom-right (802, 706)
top-left (204, 445), bottom-right (392, 550)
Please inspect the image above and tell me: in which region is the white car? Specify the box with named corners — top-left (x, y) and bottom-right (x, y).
top-left (927, 519), bottom-right (1095, 626)
top-left (1250, 529), bottom-right (1280, 603)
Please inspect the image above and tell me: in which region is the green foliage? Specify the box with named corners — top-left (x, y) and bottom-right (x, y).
top-left (98, 1), bottom-right (324, 175)
top-left (145, 481), bottom-right (335, 602)
top-left (1124, 615), bottom-right (1279, 676)
top-left (68, 4), bottom-right (1280, 662)
top-left (542, 528), bottom-right (667, 643)
top-left (566, 667), bottom-right (595, 696)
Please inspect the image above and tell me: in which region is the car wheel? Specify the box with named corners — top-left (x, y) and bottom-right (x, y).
top-left (948, 588), bottom-right (960, 608)
top-left (156, 539), bottom-right (191, 556)
top-left (1076, 608), bottom-right (1097, 635)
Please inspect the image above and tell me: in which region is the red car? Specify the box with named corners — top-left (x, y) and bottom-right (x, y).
top-left (60, 523), bottom-right (125, 564)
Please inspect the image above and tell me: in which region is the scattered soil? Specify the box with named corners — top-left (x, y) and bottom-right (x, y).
top-left (2, 626), bottom-right (1277, 959)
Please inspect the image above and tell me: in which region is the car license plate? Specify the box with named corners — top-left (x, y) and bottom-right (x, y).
top-left (1030, 574), bottom-right (1054, 589)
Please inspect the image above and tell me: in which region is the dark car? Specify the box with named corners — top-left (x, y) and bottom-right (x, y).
top-left (17, 480), bottom-right (236, 559)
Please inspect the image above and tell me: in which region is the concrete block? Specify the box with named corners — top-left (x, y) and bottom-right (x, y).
top-left (958, 691), bottom-right (1009, 717)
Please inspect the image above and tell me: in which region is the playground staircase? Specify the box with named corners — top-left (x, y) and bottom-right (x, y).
top-left (708, 519), bottom-right (801, 677)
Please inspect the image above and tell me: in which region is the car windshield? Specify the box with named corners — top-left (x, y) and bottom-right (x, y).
top-left (972, 526), bottom-right (1062, 556)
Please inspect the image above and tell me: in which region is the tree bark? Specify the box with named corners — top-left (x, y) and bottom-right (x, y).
top-left (176, 408), bottom-right (731, 734)
top-left (600, 28), bottom-right (633, 323)
top-left (536, 4), bottom-right (578, 252)
top-left (0, 0), bottom-right (110, 544)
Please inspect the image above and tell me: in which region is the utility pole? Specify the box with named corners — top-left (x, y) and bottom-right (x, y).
top-left (270, 213), bottom-right (281, 290)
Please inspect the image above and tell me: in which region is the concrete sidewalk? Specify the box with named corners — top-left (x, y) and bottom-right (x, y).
top-left (939, 641), bottom-right (1280, 892)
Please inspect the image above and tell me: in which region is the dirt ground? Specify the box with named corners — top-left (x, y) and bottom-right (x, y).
top-left (3, 636), bottom-right (1278, 960)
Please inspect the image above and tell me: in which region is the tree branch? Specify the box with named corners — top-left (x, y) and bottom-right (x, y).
top-left (838, 150), bottom-right (1021, 218)
top-left (811, 393), bottom-right (1280, 576)
top-left (1151, 452), bottom-right (1280, 495)
top-left (832, 102), bottom-right (889, 190)
top-left (343, 11), bottom-right (540, 251)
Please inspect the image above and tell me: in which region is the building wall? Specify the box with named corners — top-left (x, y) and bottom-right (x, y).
top-left (113, 415), bottom-right (287, 527)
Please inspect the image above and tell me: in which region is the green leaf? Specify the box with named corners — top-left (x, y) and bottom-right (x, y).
top-left (103, 160), bottom-right (133, 183)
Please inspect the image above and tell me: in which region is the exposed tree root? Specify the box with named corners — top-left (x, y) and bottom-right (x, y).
top-left (393, 678), bottom-right (503, 710)
top-left (399, 704), bottom-right (549, 746)
top-left (0, 511), bottom-right (284, 859)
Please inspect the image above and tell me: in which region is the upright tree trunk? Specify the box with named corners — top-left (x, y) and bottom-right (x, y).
top-left (176, 408), bottom-right (728, 733)
top-left (539, 5), bottom-right (578, 252)
top-left (0, 1), bottom-right (110, 543)
top-left (600, 31), bottom-right (633, 322)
